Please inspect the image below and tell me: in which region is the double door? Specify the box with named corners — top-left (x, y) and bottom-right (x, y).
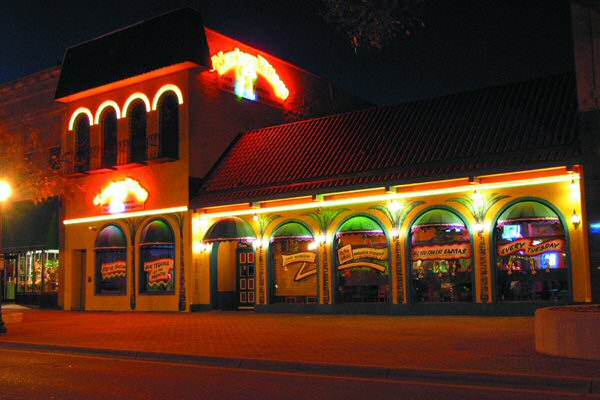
top-left (237, 247), bottom-right (255, 309)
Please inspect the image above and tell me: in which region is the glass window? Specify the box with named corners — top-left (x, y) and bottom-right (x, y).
top-left (158, 93), bottom-right (179, 159)
top-left (102, 109), bottom-right (117, 167)
top-left (95, 225), bottom-right (127, 295)
top-left (43, 250), bottom-right (59, 292)
top-left (410, 209), bottom-right (473, 302)
top-left (129, 101), bottom-right (147, 163)
top-left (335, 216), bottom-right (390, 303)
top-left (494, 201), bottom-right (568, 302)
top-left (75, 115), bottom-right (90, 172)
top-left (139, 220), bottom-right (175, 294)
top-left (270, 223), bottom-right (317, 304)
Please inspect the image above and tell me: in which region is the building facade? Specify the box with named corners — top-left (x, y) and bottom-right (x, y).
top-left (56, 8), bottom-right (367, 311)
top-left (191, 74), bottom-right (591, 314)
top-left (0, 67), bottom-right (64, 308)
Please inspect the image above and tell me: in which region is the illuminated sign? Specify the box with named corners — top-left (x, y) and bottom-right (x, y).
top-left (497, 238), bottom-right (565, 257)
top-left (412, 243), bottom-right (471, 261)
top-left (93, 178), bottom-right (149, 214)
top-left (211, 48), bottom-right (290, 101)
top-left (144, 258), bottom-right (174, 285)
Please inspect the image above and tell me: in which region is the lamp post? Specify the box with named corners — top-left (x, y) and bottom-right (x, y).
top-left (0, 180), bottom-right (12, 334)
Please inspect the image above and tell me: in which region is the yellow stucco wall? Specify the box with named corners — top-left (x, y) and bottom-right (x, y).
top-left (192, 178), bottom-right (590, 306)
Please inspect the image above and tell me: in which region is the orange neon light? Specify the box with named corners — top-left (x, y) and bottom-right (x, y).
top-left (93, 178), bottom-right (149, 214)
top-left (94, 100), bottom-right (121, 124)
top-left (68, 107), bottom-right (94, 131)
top-left (151, 84), bottom-right (184, 111)
top-left (211, 48), bottom-right (290, 101)
top-left (122, 93), bottom-right (151, 117)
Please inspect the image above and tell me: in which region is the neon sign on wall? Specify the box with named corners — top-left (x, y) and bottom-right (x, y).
top-left (93, 178), bottom-right (149, 214)
top-left (211, 48), bottom-right (290, 101)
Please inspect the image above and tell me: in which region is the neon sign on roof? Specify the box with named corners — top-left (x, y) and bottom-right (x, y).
top-left (93, 178), bottom-right (149, 214)
top-left (211, 48), bottom-right (290, 101)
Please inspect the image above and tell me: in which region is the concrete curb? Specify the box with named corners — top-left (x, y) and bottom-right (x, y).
top-left (0, 340), bottom-right (596, 395)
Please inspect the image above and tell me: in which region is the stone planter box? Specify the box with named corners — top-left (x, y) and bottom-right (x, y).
top-left (535, 305), bottom-right (600, 360)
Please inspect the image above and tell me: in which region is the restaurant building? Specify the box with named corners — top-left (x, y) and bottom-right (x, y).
top-left (57, 8), bottom-right (367, 311)
top-left (191, 73), bottom-right (592, 314)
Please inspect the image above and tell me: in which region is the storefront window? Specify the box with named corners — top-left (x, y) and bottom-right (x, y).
top-left (44, 250), bottom-right (59, 292)
top-left (494, 201), bottom-right (569, 302)
top-left (13, 250), bottom-right (59, 294)
top-left (270, 222), bottom-right (317, 304)
top-left (335, 216), bottom-right (390, 303)
top-left (95, 225), bottom-right (127, 295)
top-left (139, 219), bottom-right (175, 294)
top-left (409, 209), bottom-right (473, 302)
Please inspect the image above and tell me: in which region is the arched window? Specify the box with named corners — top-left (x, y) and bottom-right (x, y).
top-left (409, 209), bottom-right (473, 303)
top-left (101, 109), bottom-right (117, 168)
top-left (129, 100), bottom-right (147, 163)
top-left (75, 115), bottom-right (90, 173)
top-left (158, 93), bottom-right (179, 159)
top-left (269, 222), bottom-right (317, 304)
top-left (95, 225), bottom-right (127, 295)
top-left (494, 201), bottom-right (568, 302)
top-left (335, 216), bottom-right (390, 303)
top-left (139, 219), bottom-right (175, 294)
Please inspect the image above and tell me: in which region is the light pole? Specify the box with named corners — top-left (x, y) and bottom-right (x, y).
top-left (0, 180), bottom-right (12, 334)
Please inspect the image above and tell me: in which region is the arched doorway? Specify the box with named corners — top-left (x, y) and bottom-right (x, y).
top-left (204, 218), bottom-right (256, 309)
top-left (408, 208), bottom-right (474, 303)
top-left (493, 200), bottom-right (569, 302)
top-left (334, 215), bottom-right (390, 303)
top-left (269, 221), bottom-right (318, 304)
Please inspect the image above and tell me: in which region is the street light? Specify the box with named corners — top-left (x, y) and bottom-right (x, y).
top-left (0, 180), bottom-right (12, 334)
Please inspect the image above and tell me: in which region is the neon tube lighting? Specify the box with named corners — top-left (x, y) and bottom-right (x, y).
top-left (94, 100), bottom-right (121, 124)
top-left (152, 84), bottom-right (184, 110)
top-left (68, 107), bottom-right (94, 131)
top-left (200, 174), bottom-right (579, 219)
top-left (122, 93), bottom-right (151, 116)
top-left (64, 206), bottom-right (188, 225)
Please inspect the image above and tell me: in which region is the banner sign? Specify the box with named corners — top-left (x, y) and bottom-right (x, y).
top-left (497, 238), bottom-right (565, 257)
top-left (281, 252), bottom-right (317, 282)
top-left (101, 261), bottom-right (127, 279)
top-left (143, 258), bottom-right (174, 284)
top-left (282, 252), bottom-right (316, 266)
top-left (337, 245), bottom-right (388, 272)
top-left (411, 243), bottom-right (471, 261)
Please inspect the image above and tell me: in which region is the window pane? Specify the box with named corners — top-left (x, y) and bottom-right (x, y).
top-left (270, 239), bottom-right (317, 304)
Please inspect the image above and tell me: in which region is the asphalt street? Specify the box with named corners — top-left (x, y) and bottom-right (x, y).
top-left (1, 349), bottom-right (596, 400)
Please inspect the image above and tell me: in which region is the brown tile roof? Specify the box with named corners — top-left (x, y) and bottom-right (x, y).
top-left (55, 8), bottom-right (210, 99)
top-left (192, 74), bottom-right (580, 207)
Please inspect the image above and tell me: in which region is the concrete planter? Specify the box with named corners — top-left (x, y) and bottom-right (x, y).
top-left (535, 305), bottom-right (600, 360)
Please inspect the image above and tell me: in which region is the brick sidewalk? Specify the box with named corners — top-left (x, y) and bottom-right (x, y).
top-left (1, 309), bottom-right (599, 379)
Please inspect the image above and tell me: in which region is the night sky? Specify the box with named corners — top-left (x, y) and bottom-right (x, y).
top-left (1, 0), bottom-right (574, 105)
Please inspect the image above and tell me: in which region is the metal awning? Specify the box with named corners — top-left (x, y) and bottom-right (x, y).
top-left (2, 197), bottom-right (59, 253)
top-left (203, 218), bottom-right (255, 242)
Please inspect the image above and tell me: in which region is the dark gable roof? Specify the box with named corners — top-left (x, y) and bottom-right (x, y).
top-left (55, 7), bottom-right (210, 99)
top-left (193, 74), bottom-right (580, 207)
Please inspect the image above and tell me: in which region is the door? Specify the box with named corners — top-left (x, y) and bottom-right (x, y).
top-left (71, 250), bottom-right (86, 310)
top-left (237, 247), bottom-right (255, 309)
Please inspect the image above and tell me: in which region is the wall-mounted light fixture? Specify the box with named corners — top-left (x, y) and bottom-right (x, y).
top-left (571, 209), bottom-right (581, 230)
top-left (473, 220), bottom-right (484, 233)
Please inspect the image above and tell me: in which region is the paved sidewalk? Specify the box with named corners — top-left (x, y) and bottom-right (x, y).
top-left (1, 307), bottom-right (599, 393)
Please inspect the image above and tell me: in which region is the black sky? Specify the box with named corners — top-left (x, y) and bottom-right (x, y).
top-left (1, 0), bottom-right (574, 105)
